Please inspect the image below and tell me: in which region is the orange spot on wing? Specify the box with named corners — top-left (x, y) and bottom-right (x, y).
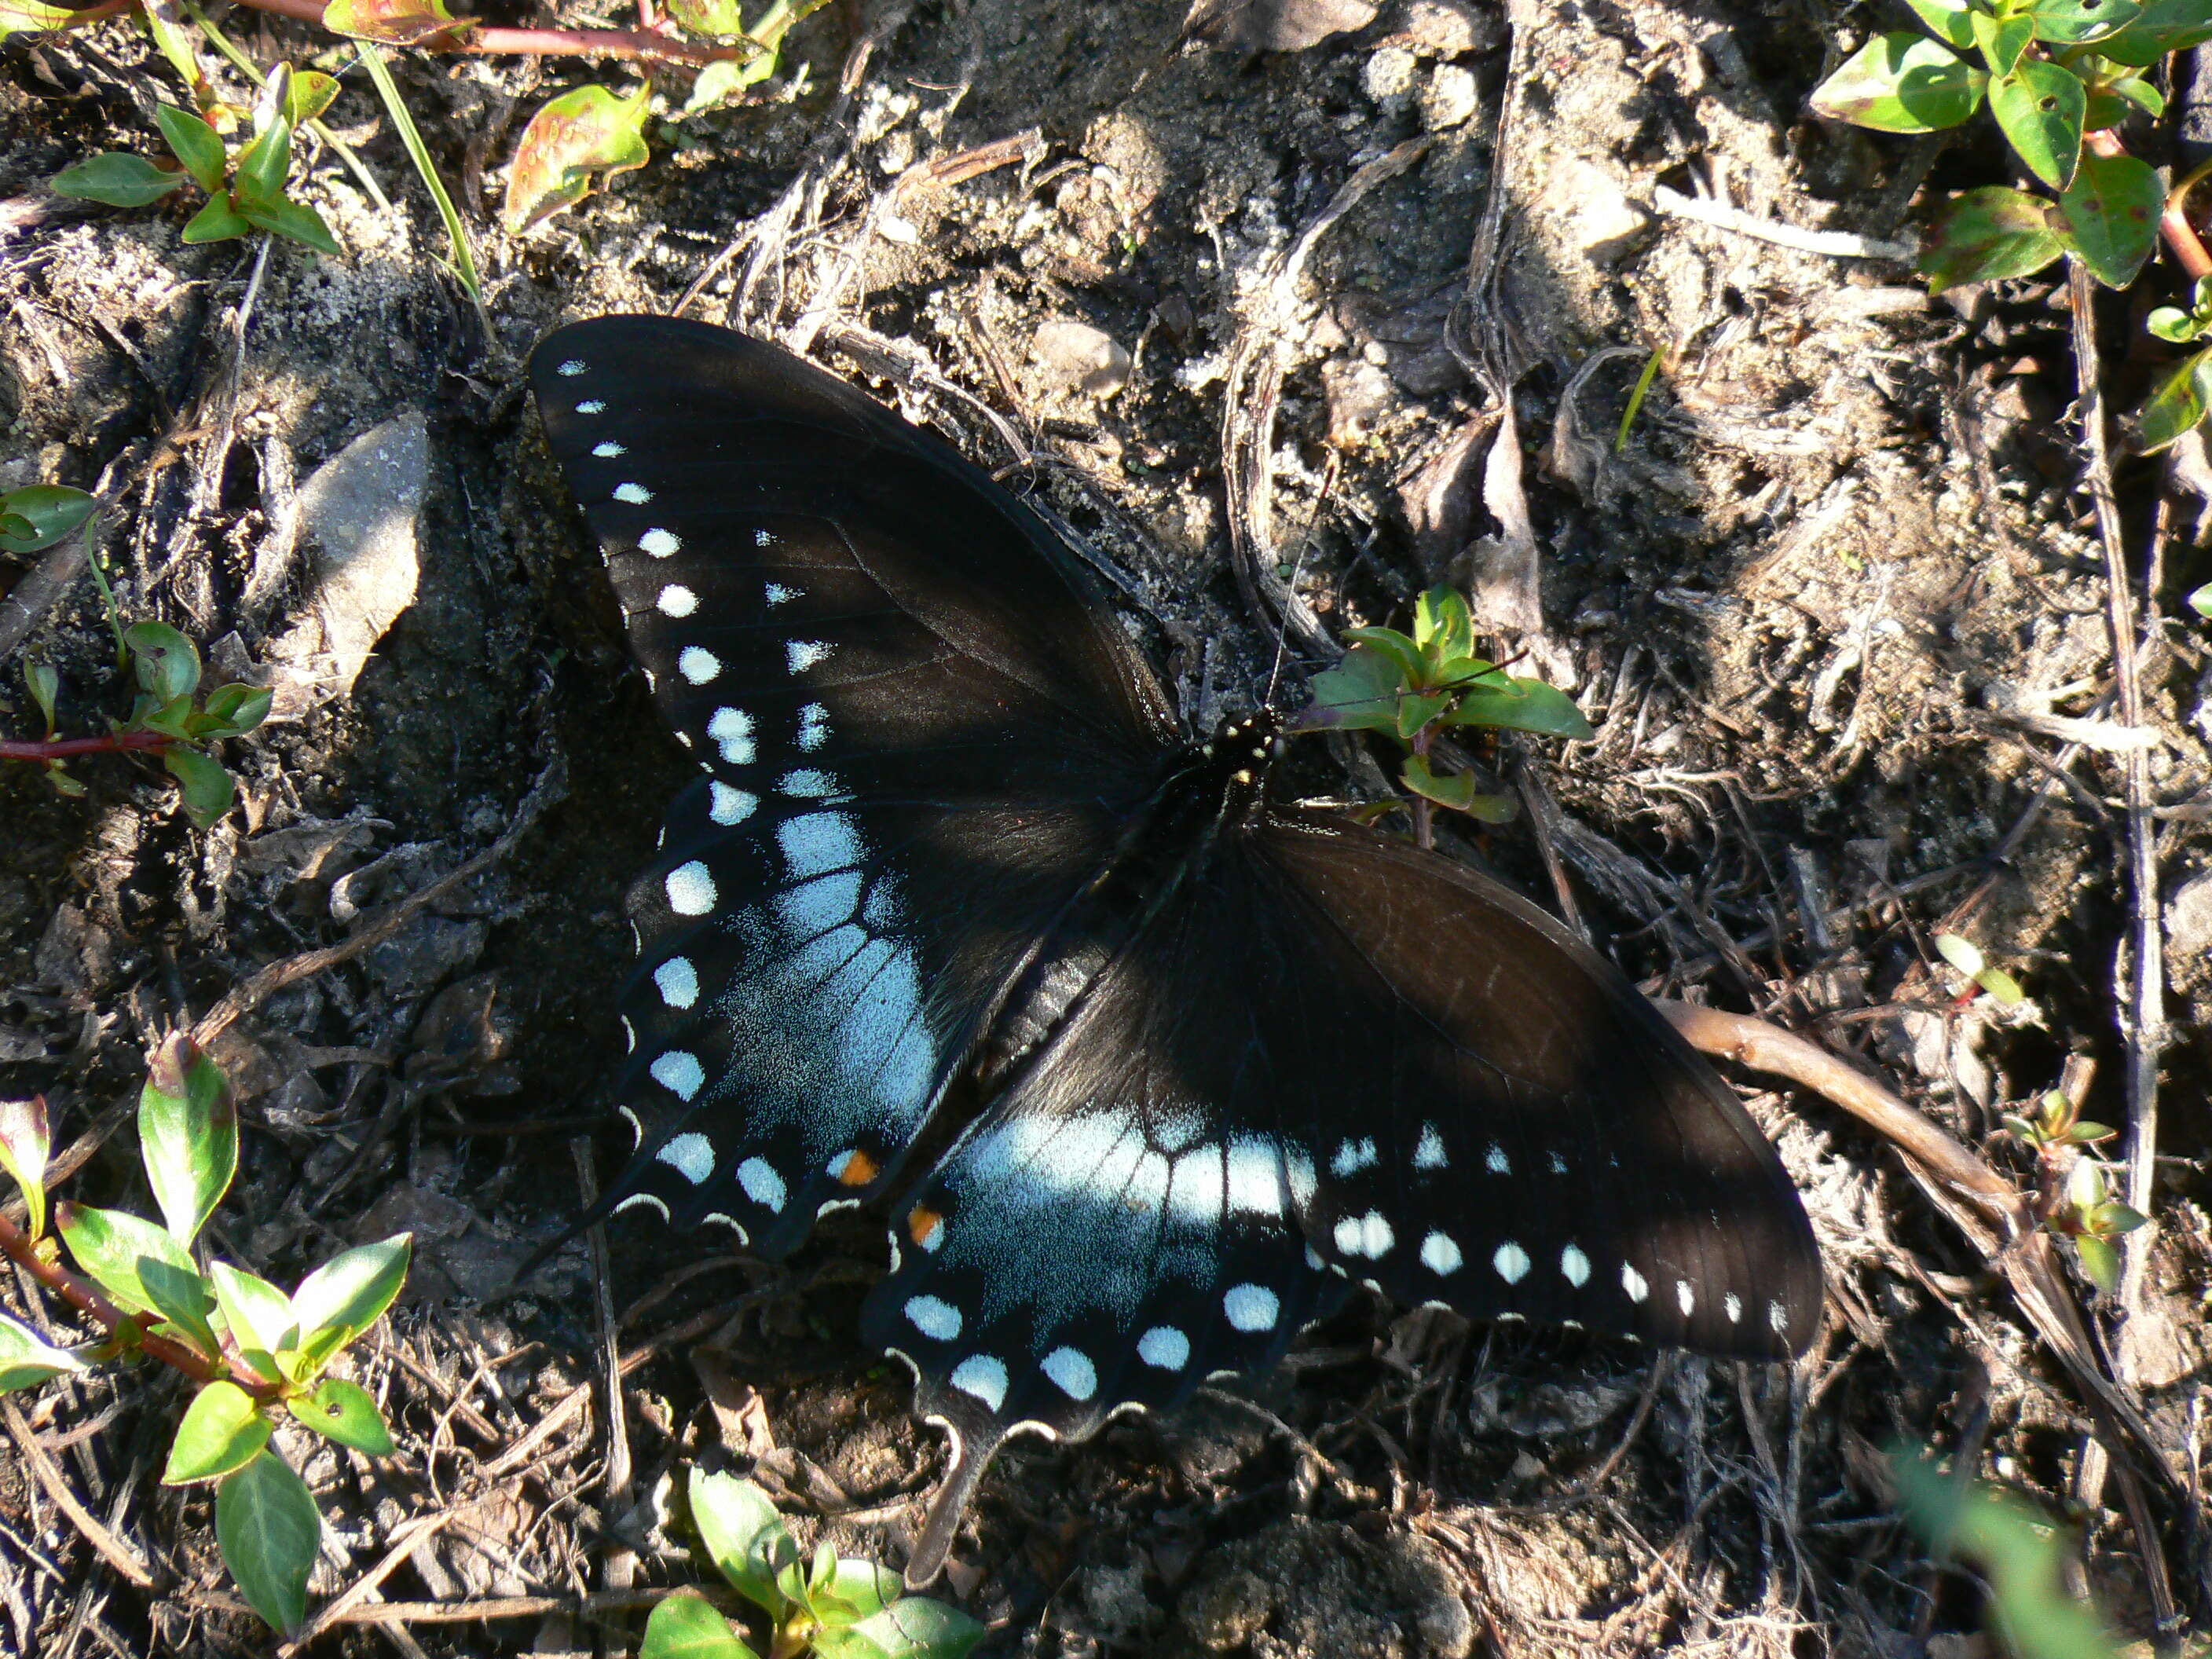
top-left (837, 1148), bottom-right (881, 1188)
top-left (907, 1204), bottom-right (943, 1245)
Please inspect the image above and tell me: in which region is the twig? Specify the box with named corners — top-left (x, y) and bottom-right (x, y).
top-left (577, 1141), bottom-right (637, 1609)
top-left (0, 1399), bottom-right (159, 1591)
top-left (189, 753), bottom-right (566, 1047)
top-left (1651, 185), bottom-right (1917, 262)
top-left (279, 1500), bottom-right (489, 1654)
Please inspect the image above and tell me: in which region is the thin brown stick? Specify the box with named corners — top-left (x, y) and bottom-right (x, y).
top-left (1, 1398), bottom-right (159, 1591)
top-left (142, 0), bottom-right (769, 64)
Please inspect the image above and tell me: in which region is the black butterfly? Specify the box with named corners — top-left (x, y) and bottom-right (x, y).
top-left (529, 316), bottom-right (1823, 1582)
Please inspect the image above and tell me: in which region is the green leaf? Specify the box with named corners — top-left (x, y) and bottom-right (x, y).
top-left (1393, 689), bottom-right (1452, 741)
top-left (1401, 753), bottom-right (1483, 812)
top-left (0, 1310), bottom-right (89, 1393)
top-left (2052, 148), bottom-right (2160, 288)
top-left (153, 105), bottom-right (228, 195)
top-left (640, 1592), bottom-right (759, 1659)
top-left (0, 1096), bottom-right (51, 1242)
top-left (287, 1377), bottom-right (395, 1455)
top-left (0, 0), bottom-right (79, 37)
top-left (2148, 305), bottom-right (2202, 344)
top-left (51, 152), bottom-right (188, 208)
top-left (663, 0), bottom-right (747, 33)
top-left (1920, 186), bottom-right (2063, 293)
top-left (240, 196), bottom-right (342, 258)
top-left (2072, 1231), bottom-right (2120, 1293)
top-left (1808, 33), bottom-right (1988, 133)
top-left (24, 662), bottom-right (58, 731)
top-left (164, 748), bottom-right (236, 830)
top-left (1891, 1450), bottom-right (2127, 1659)
top-left (183, 195), bottom-right (255, 244)
top-left (2137, 349), bottom-right (2212, 453)
top-left (165, 1381), bottom-right (273, 1483)
top-left (1412, 586), bottom-right (1474, 663)
top-left (232, 116), bottom-right (294, 215)
top-left (503, 82), bottom-right (652, 232)
top-left (288, 1235), bottom-right (410, 1374)
top-left (2065, 1156), bottom-right (2108, 1210)
top-left (2082, 0), bottom-right (2212, 60)
top-left (1974, 965), bottom-right (2025, 1004)
top-left (200, 683), bottom-right (273, 735)
top-left (813, 1595), bottom-right (987, 1659)
top-left (0, 485), bottom-right (94, 554)
top-left (2090, 1199), bottom-right (2149, 1233)
top-left (285, 69), bottom-right (341, 126)
top-left (1989, 59), bottom-right (2085, 189)
top-left (140, 1030), bottom-right (238, 1247)
top-left (1298, 645), bottom-right (1410, 735)
top-left (1338, 625), bottom-right (1424, 682)
top-left (57, 1202), bottom-right (197, 1317)
top-left (209, 1261), bottom-right (298, 1357)
top-left (1442, 676), bottom-right (1595, 740)
top-left (2028, 0), bottom-right (2141, 42)
top-left (1905, 0), bottom-right (1979, 49)
top-left (689, 1468), bottom-right (800, 1615)
top-left (124, 621), bottom-right (201, 704)
top-left (320, 0), bottom-right (466, 42)
top-left (2188, 582), bottom-right (2210, 618)
top-left (808, 1555), bottom-right (899, 1625)
top-left (684, 54), bottom-right (774, 112)
top-left (216, 1449), bottom-right (320, 1636)
top-left (2068, 1120), bottom-right (2118, 1143)
top-left (140, 1256), bottom-right (218, 1355)
top-left (1934, 932), bottom-right (1986, 976)
top-left (2102, 73), bottom-right (2164, 118)
top-left (1972, 8), bottom-right (2034, 75)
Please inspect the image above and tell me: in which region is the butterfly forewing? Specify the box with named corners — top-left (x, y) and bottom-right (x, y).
top-left (532, 319), bottom-right (1177, 1255)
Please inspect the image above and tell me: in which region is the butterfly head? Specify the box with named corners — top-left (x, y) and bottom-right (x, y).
top-left (1204, 709), bottom-right (1288, 818)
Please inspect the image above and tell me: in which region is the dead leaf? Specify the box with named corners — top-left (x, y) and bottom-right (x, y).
top-left (1184, 0), bottom-right (1379, 52)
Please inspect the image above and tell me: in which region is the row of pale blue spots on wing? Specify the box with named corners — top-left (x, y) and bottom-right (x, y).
top-left (859, 1107), bottom-right (1352, 1434)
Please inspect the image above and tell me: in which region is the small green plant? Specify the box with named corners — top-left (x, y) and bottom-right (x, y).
top-left (53, 64), bottom-right (339, 255)
top-left (1808, 0), bottom-right (2195, 292)
top-left (1998, 1088), bottom-right (2147, 1293)
top-left (2140, 274), bottom-right (2212, 451)
top-left (1295, 585), bottom-right (1593, 844)
top-left (1890, 1446), bottom-right (2124, 1659)
top-left (642, 1469), bottom-right (983, 1659)
top-left (0, 1035), bottom-right (412, 1636)
top-left (2, 620), bottom-right (271, 826)
top-left (1934, 932), bottom-right (2026, 1005)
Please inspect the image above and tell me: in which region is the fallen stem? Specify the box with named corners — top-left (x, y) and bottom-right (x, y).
top-left (0, 730), bottom-right (170, 761)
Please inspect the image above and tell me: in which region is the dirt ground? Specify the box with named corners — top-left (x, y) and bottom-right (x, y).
top-left (2, 0), bottom-right (2210, 1653)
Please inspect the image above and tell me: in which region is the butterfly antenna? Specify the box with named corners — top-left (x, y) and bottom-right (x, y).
top-left (1262, 532), bottom-right (1317, 714)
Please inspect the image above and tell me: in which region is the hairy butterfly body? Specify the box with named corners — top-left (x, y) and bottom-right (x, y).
top-left (529, 316), bottom-right (1824, 1583)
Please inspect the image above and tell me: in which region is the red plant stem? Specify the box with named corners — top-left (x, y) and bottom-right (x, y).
top-left (0, 731), bottom-right (170, 761)
top-left (0, 1210), bottom-right (240, 1386)
top-left (167, 0), bottom-right (764, 65)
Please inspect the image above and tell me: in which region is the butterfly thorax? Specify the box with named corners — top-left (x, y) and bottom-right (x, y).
top-left (966, 711), bottom-right (1284, 1096)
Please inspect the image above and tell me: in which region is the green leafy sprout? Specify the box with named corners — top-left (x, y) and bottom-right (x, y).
top-left (1295, 585), bottom-right (1592, 845)
top-left (641, 1468), bottom-right (984, 1659)
top-left (1998, 1088), bottom-right (2147, 1295)
top-left (53, 63), bottom-right (341, 255)
top-left (2, 581), bottom-right (271, 828)
top-left (0, 1035), bottom-right (412, 1636)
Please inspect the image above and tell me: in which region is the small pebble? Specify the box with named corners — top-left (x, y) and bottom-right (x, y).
top-left (1362, 45), bottom-right (1419, 108)
top-left (1031, 320), bottom-right (1132, 397)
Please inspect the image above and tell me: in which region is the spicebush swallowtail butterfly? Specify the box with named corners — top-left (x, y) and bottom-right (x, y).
top-left (529, 316), bottom-right (1823, 1582)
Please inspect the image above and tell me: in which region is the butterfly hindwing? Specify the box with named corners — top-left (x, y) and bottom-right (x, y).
top-left (1251, 815), bottom-right (1823, 1359)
